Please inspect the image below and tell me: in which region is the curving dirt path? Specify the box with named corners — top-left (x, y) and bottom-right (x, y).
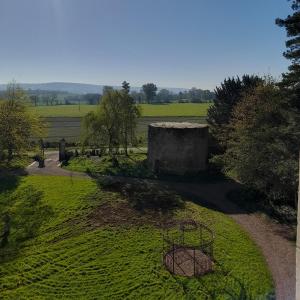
top-left (25, 152), bottom-right (296, 300)
top-left (168, 181), bottom-right (296, 300)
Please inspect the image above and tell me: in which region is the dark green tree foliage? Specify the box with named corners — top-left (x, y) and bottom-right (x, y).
top-left (83, 93), bottom-right (101, 105)
top-left (0, 186), bottom-right (53, 248)
top-left (142, 83), bottom-right (157, 103)
top-left (102, 86), bottom-right (114, 95)
top-left (276, 0), bottom-right (300, 109)
top-left (207, 75), bottom-right (262, 151)
top-left (122, 81), bottom-right (130, 94)
top-left (220, 82), bottom-right (299, 207)
top-left (156, 89), bottom-right (172, 102)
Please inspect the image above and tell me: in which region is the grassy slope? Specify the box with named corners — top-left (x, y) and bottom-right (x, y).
top-left (64, 154), bottom-right (152, 178)
top-left (31, 103), bottom-right (211, 117)
top-left (0, 176), bottom-right (273, 299)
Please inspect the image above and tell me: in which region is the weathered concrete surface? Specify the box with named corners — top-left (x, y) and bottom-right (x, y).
top-left (26, 152), bottom-right (88, 178)
top-left (147, 122), bottom-right (208, 175)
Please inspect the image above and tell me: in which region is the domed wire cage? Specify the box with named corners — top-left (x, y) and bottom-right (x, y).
top-left (162, 219), bottom-right (215, 277)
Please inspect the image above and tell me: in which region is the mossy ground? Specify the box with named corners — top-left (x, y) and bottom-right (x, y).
top-left (0, 175), bottom-right (273, 299)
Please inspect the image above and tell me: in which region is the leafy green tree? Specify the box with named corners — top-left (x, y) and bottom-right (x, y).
top-left (29, 95), bottom-right (38, 106)
top-left (207, 75), bottom-right (262, 151)
top-left (156, 89), bottom-right (172, 103)
top-left (276, 0), bottom-right (300, 110)
top-left (142, 83), bottom-right (157, 103)
top-left (81, 110), bottom-right (107, 152)
top-left (0, 83), bottom-right (44, 160)
top-left (102, 86), bottom-right (113, 95)
top-left (122, 81), bottom-right (130, 94)
top-left (220, 81), bottom-right (299, 206)
top-left (130, 91), bottom-right (145, 104)
top-left (82, 89), bottom-right (140, 155)
top-left (119, 91), bottom-right (141, 155)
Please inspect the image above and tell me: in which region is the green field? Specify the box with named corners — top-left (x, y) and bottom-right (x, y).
top-left (31, 103), bottom-right (210, 143)
top-left (0, 175), bottom-right (273, 299)
top-left (43, 116), bottom-right (206, 143)
top-left (31, 103), bottom-right (211, 118)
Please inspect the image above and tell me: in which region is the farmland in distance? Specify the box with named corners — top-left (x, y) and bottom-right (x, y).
top-left (44, 116), bottom-right (207, 143)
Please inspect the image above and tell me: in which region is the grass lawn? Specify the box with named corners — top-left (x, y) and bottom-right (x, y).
top-left (0, 175), bottom-right (273, 299)
top-left (31, 103), bottom-right (211, 118)
top-left (64, 154), bottom-right (152, 178)
top-left (64, 154), bottom-right (226, 183)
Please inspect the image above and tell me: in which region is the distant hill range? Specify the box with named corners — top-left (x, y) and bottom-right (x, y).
top-left (0, 82), bottom-right (189, 95)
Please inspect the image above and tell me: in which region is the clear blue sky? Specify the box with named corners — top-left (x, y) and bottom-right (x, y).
top-left (0, 0), bottom-right (292, 90)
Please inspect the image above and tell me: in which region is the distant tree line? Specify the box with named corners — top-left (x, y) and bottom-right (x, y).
top-left (0, 84), bottom-right (215, 106)
top-left (131, 85), bottom-right (215, 104)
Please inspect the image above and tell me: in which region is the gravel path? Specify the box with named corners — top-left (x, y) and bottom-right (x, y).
top-left (26, 152), bottom-right (296, 299)
top-left (169, 181), bottom-right (296, 300)
top-left (26, 152), bottom-right (88, 178)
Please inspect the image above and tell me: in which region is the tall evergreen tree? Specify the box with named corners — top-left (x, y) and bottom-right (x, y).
top-left (276, 0), bottom-right (300, 110)
top-left (122, 81), bottom-right (130, 94)
top-left (207, 75), bottom-right (262, 151)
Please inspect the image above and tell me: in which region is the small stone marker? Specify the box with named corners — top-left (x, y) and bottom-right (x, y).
top-left (59, 138), bottom-right (66, 162)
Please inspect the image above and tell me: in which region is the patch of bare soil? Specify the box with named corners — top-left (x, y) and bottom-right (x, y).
top-left (87, 201), bottom-right (174, 229)
top-left (164, 247), bottom-right (213, 277)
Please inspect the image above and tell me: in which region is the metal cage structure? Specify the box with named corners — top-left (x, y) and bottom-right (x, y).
top-left (162, 219), bottom-right (215, 277)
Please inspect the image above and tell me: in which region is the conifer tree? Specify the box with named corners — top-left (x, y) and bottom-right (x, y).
top-left (276, 0), bottom-right (300, 109)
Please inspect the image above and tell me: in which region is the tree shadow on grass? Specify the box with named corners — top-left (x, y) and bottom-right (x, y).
top-left (96, 177), bottom-right (184, 215)
top-left (82, 153), bottom-right (229, 184)
top-left (226, 187), bottom-right (297, 231)
top-left (0, 185), bottom-right (54, 263)
top-left (0, 174), bottom-right (23, 194)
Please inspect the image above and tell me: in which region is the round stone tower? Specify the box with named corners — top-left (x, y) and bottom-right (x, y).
top-left (147, 122), bottom-right (208, 175)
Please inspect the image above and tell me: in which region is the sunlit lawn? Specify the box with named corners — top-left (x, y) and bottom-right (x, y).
top-left (0, 175), bottom-right (274, 299)
top-left (31, 103), bottom-right (211, 117)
